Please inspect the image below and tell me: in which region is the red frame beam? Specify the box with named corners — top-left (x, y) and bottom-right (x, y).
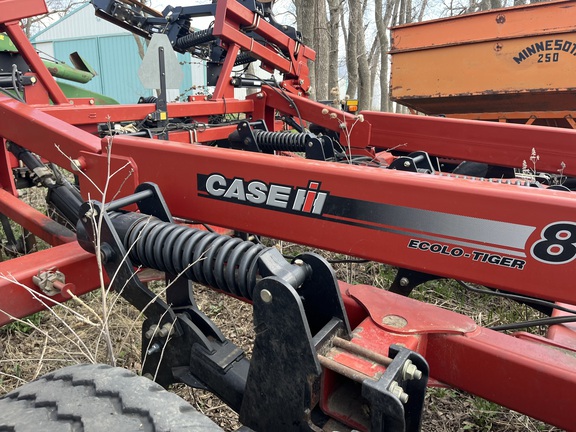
top-left (363, 111), bottom-right (576, 176)
top-left (92, 135), bottom-right (576, 306)
top-left (0, 242), bottom-right (101, 326)
top-left (339, 283), bottom-right (576, 431)
top-left (0, 188), bottom-right (75, 245)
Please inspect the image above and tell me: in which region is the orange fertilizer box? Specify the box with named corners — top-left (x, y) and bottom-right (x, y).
top-left (390, 0), bottom-right (576, 117)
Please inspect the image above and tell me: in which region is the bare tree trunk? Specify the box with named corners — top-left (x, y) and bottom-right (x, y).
top-left (297, 0), bottom-right (317, 99)
top-left (340, 5), bottom-right (348, 47)
top-left (294, 0), bottom-right (303, 32)
top-left (368, 38), bottom-right (380, 108)
top-left (315, 0), bottom-right (330, 101)
top-left (345, 0), bottom-right (359, 99)
top-left (417, 0), bottom-right (429, 21)
top-left (356, 1), bottom-right (370, 110)
top-left (133, 36), bottom-right (146, 60)
top-left (326, 0), bottom-right (341, 101)
top-left (376, 0), bottom-right (398, 111)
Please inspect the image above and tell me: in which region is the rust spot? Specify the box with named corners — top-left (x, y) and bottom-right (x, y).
top-left (496, 14), bottom-right (506, 24)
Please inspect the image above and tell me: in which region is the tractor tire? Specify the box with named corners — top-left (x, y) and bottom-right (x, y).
top-left (0, 363), bottom-right (223, 432)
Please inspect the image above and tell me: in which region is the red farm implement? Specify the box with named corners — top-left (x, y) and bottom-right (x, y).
top-left (0, 0), bottom-right (575, 430)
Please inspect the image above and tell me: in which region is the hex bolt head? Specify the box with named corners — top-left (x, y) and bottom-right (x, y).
top-left (403, 161), bottom-right (411, 168)
top-left (389, 381), bottom-right (409, 404)
top-left (293, 259), bottom-right (304, 266)
top-left (402, 359), bottom-right (423, 381)
top-left (399, 277), bottom-right (410, 287)
top-left (145, 324), bottom-right (158, 339)
top-left (158, 323), bottom-right (173, 338)
top-left (260, 289), bottom-right (273, 303)
top-left (256, 92), bottom-right (264, 99)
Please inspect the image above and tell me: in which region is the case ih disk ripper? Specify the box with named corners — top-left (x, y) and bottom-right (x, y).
top-left (0, 0), bottom-right (575, 430)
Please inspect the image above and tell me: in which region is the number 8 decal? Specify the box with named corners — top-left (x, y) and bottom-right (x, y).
top-left (531, 221), bottom-right (576, 264)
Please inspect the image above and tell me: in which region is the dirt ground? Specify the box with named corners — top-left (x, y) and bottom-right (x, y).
top-left (0, 241), bottom-right (565, 431)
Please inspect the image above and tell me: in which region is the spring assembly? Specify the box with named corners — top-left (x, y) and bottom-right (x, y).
top-left (138, 95), bottom-right (158, 104)
top-left (122, 216), bottom-right (268, 300)
top-left (234, 52), bottom-right (256, 66)
top-left (175, 28), bottom-right (216, 51)
top-left (253, 130), bottom-right (309, 152)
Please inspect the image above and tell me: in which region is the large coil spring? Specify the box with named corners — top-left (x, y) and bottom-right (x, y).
top-left (138, 96), bottom-right (158, 104)
top-left (253, 130), bottom-right (308, 152)
top-left (125, 218), bottom-right (266, 300)
top-left (234, 52), bottom-right (255, 66)
top-left (175, 28), bottom-right (215, 51)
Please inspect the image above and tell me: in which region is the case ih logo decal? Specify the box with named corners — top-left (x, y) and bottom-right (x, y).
top-left (198, 173), bottom-right (328, 215)
top-left (198, 174), bottom-right (576, 270)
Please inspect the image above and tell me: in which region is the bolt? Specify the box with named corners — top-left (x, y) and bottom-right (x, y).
top-left (256, 92), bottom-right (264, 99)
top-left (403, 161), bottom-right (411, 168)
top-left (99, 244), bottom-right (115, 264)
top-left (158, 323), bottom-right (173, 338)
top-left (402, 359), bottom-right (423, 381)
top-left (146, 342), bottom-right (162, 356)
top-left (299, 79), bottom-right (304, 85)
top-left (260, 289), bottom-right (273, 303)
top-left (89, 99), bottom-right (95, 105)
top-left (293, 259), bottom-right (304, 266)
top-left (308, 142), bottom-right (313, 147)
top-left (399, 277), bottom-right (409, 287)
top-left (389, 381), bottom-right (409, 404)
top-left (145, 324), bottom-right (158, 339)
top-left (71, 159), bottom-right (83, 171)
top-left (84, 209), bottom-right (97, 219)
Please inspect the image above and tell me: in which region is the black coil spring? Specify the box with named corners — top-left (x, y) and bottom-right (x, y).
top-left (138, 96), bottom-right (158, 104)
top-left (175, 28), bottom-right (216, 51)
top-left (125, 218), bottom-right (266, 300)
top-left (234, 52), bottom-right (255, 66)
top-left (253, 130), bottom-right (308, 152)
